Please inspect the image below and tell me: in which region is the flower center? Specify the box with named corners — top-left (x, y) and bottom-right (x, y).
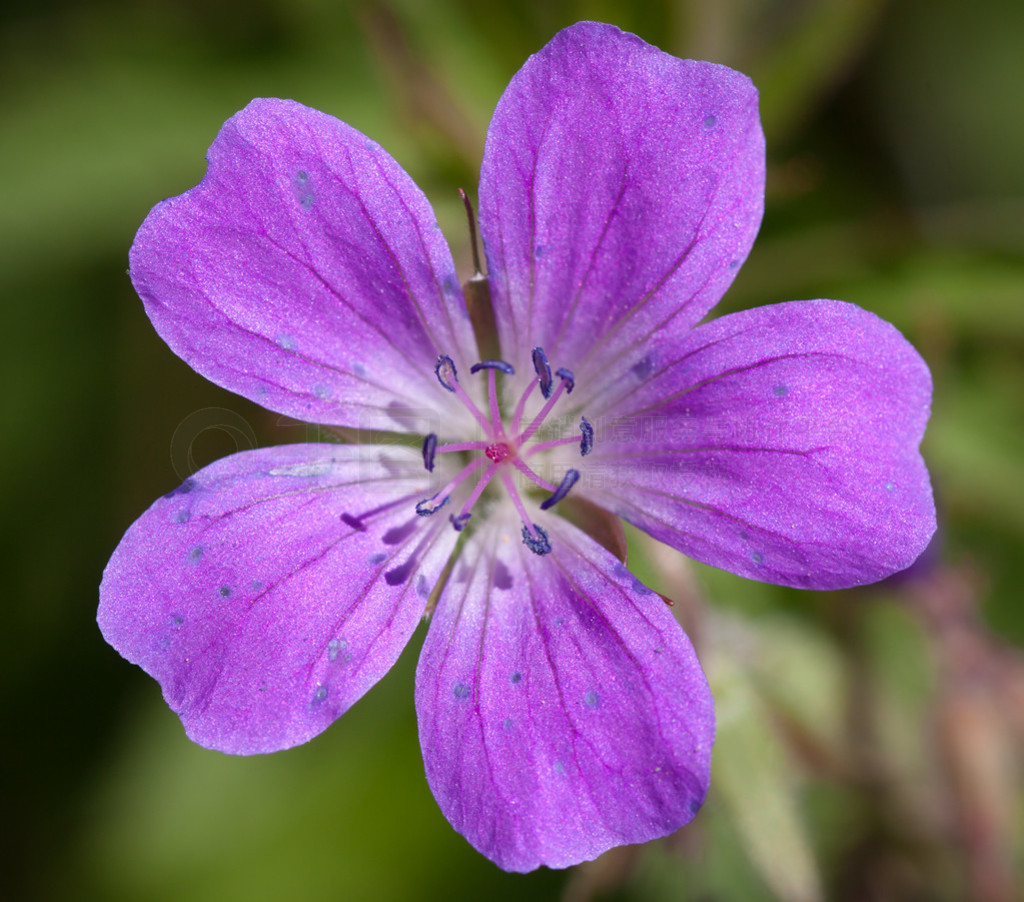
top-left (416, 348), bottom-right (593, 555)
top-left (485, 442), bottom-right (512, 463)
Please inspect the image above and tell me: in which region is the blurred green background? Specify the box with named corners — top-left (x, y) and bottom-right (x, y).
top-left (3, 0), bottom-right (1022, 899)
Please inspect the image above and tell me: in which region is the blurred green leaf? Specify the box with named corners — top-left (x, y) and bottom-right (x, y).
top-left (707, 615), bottom-right (825, 902)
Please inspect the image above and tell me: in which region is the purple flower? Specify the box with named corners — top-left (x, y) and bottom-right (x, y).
top-left (99, 22), bottom-right (935, 872)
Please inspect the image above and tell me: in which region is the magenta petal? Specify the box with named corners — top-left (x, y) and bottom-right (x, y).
top-left (416, 517), bottom-right (713, 872)
top-left (99, 445), bottom-right (456, 754)
top-left (131, 98), bottom-right (478, 431)
top-left (585, 300), bottom-right (936, 589)
top-left (479, 22), bottom-right (764, 379)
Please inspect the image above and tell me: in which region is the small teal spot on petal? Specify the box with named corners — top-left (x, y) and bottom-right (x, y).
top-left (510, 671), bottom-right (522, 685)
top-left (170, 614), bottom-right (184, 630)
top-left (416, 574), bottom-right (430, 598)
top-left (219, 585), bottom-right (232, 598)
top-left (584, 690), bottom-right (600, 708)
top-left (751, 551), bottom-right (764, 564)
top-left (312, 685), bottom-right (328, 704)
top-left (884, 481), bottom-right (895, 492)
top-left (704, 114), bottom-right (717, 128)
top-left (554, 761), bottom-right (566, 775)
top-left (277, 334), bottom-right (297, 351)
top-left (175, 509), bottom-right (191, 523)
top-left (773, 385), bottom-right (789, 397)
top-left (313, 384), bottom-right (330, 400)
top-left (328, 638), bottom-right (347, 662)
top-left (453, 682), bottom-right (471, 699)
top-left (534, 244), bottom-right (546, 259)
top-left (294, 171), bottom-right (314, 209)
top-left (188, 546), bottom-right (203, 562)
top-left (368, 552), bottom-right (387, 565)
top-left (503, 718), bottom-right (513, 731)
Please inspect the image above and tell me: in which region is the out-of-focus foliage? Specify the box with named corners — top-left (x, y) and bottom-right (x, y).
top-left (2, 0), bottom-right (1022, 900)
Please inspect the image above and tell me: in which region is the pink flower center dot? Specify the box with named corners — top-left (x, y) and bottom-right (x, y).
top-left (485, 442), bottom-right (512, 463)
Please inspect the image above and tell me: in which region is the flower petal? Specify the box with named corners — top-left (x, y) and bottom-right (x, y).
top-left (416, 515), bottom-right (713, 872)
top-left (99, 444), bottom-right (456, 754)
top-left (478, 22), bottom-right (764, 381)
top-left (131, 98), bottom-right (478, 431)
top-left (584, 300), bottom-right (936, 589)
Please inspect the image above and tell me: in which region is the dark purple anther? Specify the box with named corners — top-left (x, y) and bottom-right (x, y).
top-left (470, 360), bottom-right (515, 375)
top-left (521, 523), bottom-right (552, 556)
top-left (422, 433), bottom-right (438, 472)
top-left (540, 469), bottom-right (580, 511)
top-left (450, 512), bottom-right (472, 531)
top-left (434, 355), bottom-right (458, 392)
top-left (416, 495), bottom-right (450, 516)
top-left (555, 367), bottom-right (575, 393)
top-left (532, 347), bottom-right (553, 399)
top-left (579, 417), bottom-right (593, 456)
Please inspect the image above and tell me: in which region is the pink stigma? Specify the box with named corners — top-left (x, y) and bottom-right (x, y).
top-left (485, 442), bottom-right (512, 463)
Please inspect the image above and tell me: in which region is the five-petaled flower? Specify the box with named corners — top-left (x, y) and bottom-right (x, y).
top-left (99, 21), bottom-right (935, 872)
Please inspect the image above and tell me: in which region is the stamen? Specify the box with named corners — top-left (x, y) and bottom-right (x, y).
top-left (521, 435), bottom-right (579, 457)
top-left (450, 462), bottom-right (501, 530)
top-left (434, 355), bottom-right (458, 392)
top-left (416, 495), bottom-right (450, 516)
top-left (579, 416), bottom-right (594, 456)
top-left (437, 355), bottom-right (494, 434)
top-left (340, 496), bottom-right (411, 532)
top-left (436, 441), bottom-right (491, 453)
top-left (510, 378), bottom-right (537, 435)
top-left (521, 523), bottom-right (552, 555)
top-left (487, 369), bottom-right (504, 438)
top-left (539, 469), bottom-right (580, 510)
top-left (512, 458), bottom-right (556, 492)
top-left (518, 377), bottom-right (568, 445)
top-left (555, 367), bottom-right (575, 394)
top-left (469, 360), bottom-right (515, 375)
top-left (532, 347), bottom-right (553, 399)
top-left (414, 456), bottom-right (487, 516)
top-left (499, 469), bottom-right (545, 544)
top-left (422, 433), bottom-right (438, 472)
top-left (450, 512), bottom-right (472, 531)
